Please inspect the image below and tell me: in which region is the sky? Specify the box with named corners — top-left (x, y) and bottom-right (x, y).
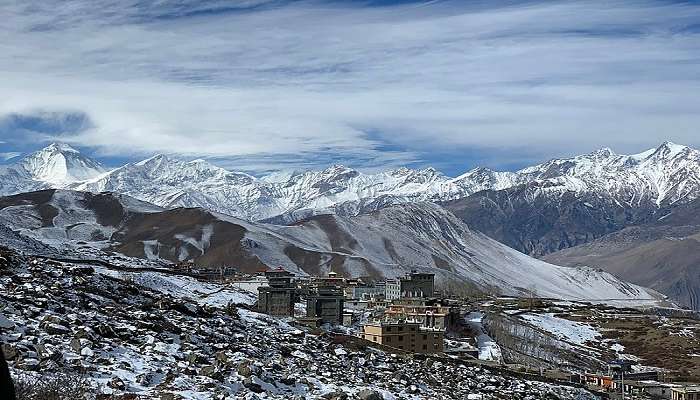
top-left (1, 0), bottom-right (699, 176)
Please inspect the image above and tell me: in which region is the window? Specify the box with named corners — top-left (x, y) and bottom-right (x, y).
top-left (423, 334), bottom-right (427, 340)
top-left (386, 337), bottom-right (391, 343)
top-left (386, 327), bottom-right (391, 332)
top-left (422, 344), bottom-right (427, 350)
top-left (398, 335), bottom-right (404, 342)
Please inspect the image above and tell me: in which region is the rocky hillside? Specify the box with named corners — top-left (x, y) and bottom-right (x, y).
top-left (0, 246), bottom-right (599, 399)
top-left (442, 183), bottom-right (657, 257)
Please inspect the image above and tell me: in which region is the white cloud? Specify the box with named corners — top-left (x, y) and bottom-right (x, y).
top-left (0, 0), bottom-right (699, 171)
top-left (0, 152), bottom-right (21, 161)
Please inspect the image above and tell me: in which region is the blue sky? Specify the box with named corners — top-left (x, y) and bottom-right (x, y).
top-left (1, 0), bottom-right (700, 176)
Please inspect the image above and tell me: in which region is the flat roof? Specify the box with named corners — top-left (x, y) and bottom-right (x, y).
top-left (672, 385), bottom-right (700, 393)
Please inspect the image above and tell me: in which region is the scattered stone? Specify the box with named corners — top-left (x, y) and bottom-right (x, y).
top-left (0, 246), bottom-right (599, 400)
top-left (357, 389), bottom-right (383, 400)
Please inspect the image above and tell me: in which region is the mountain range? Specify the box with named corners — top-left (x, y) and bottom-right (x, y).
top-left (2, 141), bottom-right (699, 226)
top-left (1, 141), bottom-right (699, 309)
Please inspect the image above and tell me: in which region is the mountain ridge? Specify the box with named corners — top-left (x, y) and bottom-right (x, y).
top-left (2, 141), bottom-right (699, 224)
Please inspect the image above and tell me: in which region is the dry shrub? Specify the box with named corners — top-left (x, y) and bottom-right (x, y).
top-left (13, 370), bottom-right (94, 400)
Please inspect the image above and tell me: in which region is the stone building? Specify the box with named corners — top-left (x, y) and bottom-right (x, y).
top-left (672, 386), bottom-right (700, 400)
top-left (399, 272), bottom-right (435, 298)
top-left (305, 285), bottom-right (345, 325)
top-left (257, 269), bottom-right (296, 317)
top-left (352, 284), bottom-right (386, 300)
top-left (361, 320), bottom-right (444, 354)
top-left (384, 279), bottom-right (400, 300)
top-left (384, 301), bottom-right (459, 331)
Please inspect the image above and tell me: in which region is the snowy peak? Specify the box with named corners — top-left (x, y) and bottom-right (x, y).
top-left (590, 147), bottom-right (615, 158)
top-left (43, 142), bottom-right (80, 154)
top-left (20, 142), bottom-right (105, 184)
top-left (135, 153), bottom-right (172, 167)
top-left (1, 141), bottom-right (700, 222)
top-left (651, 141), bottom-right (689, 158)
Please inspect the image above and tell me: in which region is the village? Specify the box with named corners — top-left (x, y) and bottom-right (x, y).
top-left (219, 266), bottom-right (700, 400)
top-left (1, 240), bottom-right (699, 399)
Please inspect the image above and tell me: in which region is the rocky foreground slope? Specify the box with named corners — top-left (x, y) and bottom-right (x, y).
top-left (0, 246), bottom-right (597, 399)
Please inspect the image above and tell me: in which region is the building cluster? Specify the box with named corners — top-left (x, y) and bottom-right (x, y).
top-left (573, 361), bottom-right (700, 400)
top-left (254, 269), bottom-right (459, 355)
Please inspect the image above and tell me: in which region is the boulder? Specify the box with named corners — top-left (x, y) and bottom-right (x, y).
top-left (1, 344), bottom-right (17, 361)
top-left (357, 389), bottom-right (383, 400)
top-left (243, 376), bottom-right (263, 393)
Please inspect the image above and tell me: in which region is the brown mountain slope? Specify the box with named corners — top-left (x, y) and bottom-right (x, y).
top-left (543, 199), bottom-right (700, 310)
top-left (441, 183), bottom-right (656, 257)
top-left (0, 189), bottom-right (663, 303)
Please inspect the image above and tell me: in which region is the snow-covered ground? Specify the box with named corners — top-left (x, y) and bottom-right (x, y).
top-left (519, 313), bottom-right (601, 346)
top-left (94, 266), bottom-right (257, 306)
top-left (465, 312), bottom-right (503, 363)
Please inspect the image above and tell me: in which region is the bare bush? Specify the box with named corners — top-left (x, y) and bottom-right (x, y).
top-left (13, 370), bottom-right (94, 400)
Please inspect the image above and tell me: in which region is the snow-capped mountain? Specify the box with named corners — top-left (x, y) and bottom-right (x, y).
top-left (1, 141), bottom-right (699, 223)
top-left (22, 142), bottom-right (106, 183)
top-left (0, 189), bottom-right (663, 304)
top-left (0, 143), bottom-right (105, 195)
top-left (514, 141), bottom-right (700, 207)
top-left (444, 141), bottom-right (700, 257)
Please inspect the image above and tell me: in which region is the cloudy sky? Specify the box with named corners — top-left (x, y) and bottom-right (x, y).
top-left (1, 0), bottom-right (699, 175)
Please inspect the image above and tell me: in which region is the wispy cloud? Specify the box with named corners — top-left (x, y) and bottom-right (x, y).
top-left (0, 152), bottom-right (21, 161)
top-left (1, 0), bottom-right (699, 173)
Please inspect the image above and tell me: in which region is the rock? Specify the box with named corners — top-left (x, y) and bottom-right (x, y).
top-left (200, 365), bottom-right (216, 377)
top-left (237, 361), bottom-right (259, 377)
top-left (70, 337), bottom-right (82, 353)
top-left (323, 391), bottom-right (349, 400)
top-left (214, 351), bottom-right (228, 364)
top-left (45, 323), bottom-right (71, 335)
top-left (108, 376), bottom-right (126, 390)
top-left (97, 323), bottom-right (116, 338)
top-left (357, 389), bottom-right (383, 400)
top-left (334, 348), bottom-right (348, 356)
top-left (1, 344), bottom-right (17, 360)
top-left (243, 376), bottom-right (263, 393)
top-left (80, 347), bottom-right (94, 357)
top-left (0, 313), bottom-right (14, 329)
